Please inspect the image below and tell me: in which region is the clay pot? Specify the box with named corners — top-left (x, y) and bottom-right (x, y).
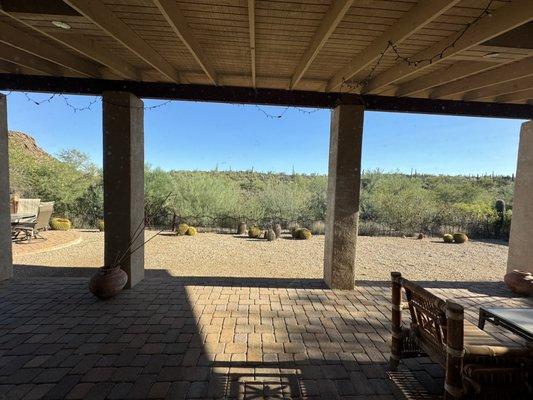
top-left (504, 270), bottom-right (533, 297)
top-left (89, 265), bottom-right (128, 300)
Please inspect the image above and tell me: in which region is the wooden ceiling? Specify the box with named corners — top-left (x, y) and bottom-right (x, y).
top-left (0, 0), bottom-right (531, 105)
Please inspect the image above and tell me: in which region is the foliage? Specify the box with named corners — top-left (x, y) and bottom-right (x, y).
top-left (50, 217), bottom-right (71, 231)
top-left (96, 219), bottom-right (105, 232)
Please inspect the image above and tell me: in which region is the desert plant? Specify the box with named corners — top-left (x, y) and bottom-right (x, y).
top-left (295, 228), bottom-right (312, 240)
top-left (417, 233), bottom-right (425, 239)
top-left (50, 217), bottom-right (71, 231)
top-left (248, 226), bottom-right (262, 238)
top-left (186, 226), bottom-right (197, 236)
top-left (291, 226), bottom-right (300, 238)
top-left (96, 219), bottom-right (104, 232)
top-left (274, 223), bottom-right (282, 238)
top-left (443, 233), bottom-right (454, 243)
top-left (237, 222), bottom-right (247, 235)
top-left (311, 221), bottom-right (325, 235)
top-left (495, 199), bottom-right (506, 215)
top-left (266, 229), bottom-right (277, 241)
top-left (177, 223), bottom-right (189, 235)
top-left (453, 233), bottom-right (468, 244)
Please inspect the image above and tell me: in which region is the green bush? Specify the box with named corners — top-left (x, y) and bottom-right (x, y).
top-left (442, 233), bottom-right (454, 243)
top-left (248, 226), bottom-right (262, 238)
top-left (177, 223), bottom-right (189, 235)
top-left (453, 233), bottom-right (468, 244)
top-left (96, 219), bottom-right (104, 232)
top-left (186, 226), bottom-right (197, 236)
top-left (294, 228), bottom-right (312, 240)
top-left (50, 217), bottom-right (71, 231)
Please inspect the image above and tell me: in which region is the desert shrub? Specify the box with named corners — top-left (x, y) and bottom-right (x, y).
top-left (96, 219), bottom-right (104, 232)
top-left (453, 233), bottom-right (468, 243)
top-left (311, 221), bottom-right (325, 235)
top-left (177, 223), bottom-right (189, 235)
top-left (443, 234), bottom-right (454, 243)
top-left (295, 228), bottom-right (312, 240)
top-left (50, 217), bottom-right (71, 231)
top-left (186, 226), bottom-right (197, 236)
top-left (248, 226), bottom-right (262, 238)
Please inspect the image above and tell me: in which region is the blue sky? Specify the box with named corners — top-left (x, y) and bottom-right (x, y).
top-left (3, 91), bottom-right (526, 175)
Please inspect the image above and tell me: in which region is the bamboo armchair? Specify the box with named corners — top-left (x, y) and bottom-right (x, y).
top-left (389, 272), bottom-right (532, 399)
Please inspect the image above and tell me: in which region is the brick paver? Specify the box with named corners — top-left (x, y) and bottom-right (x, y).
top-left (11, 230), bottom-right (81, 256)
top-left (0, 277), bottom-right (530, 399)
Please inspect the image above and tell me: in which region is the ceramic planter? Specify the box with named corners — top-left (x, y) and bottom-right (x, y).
top-left (89, 265), bottom-right (128, 299)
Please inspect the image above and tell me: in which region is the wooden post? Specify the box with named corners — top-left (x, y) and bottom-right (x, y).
top-left (444, 300), bottom-right (465, 399)
top-left (390, 272), bottom-right (402, 370)
top-left (0, 94), bottom-right (12, 281)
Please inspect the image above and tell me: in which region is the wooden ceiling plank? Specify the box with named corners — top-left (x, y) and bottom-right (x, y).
top-left (363, 0), bottom-right (533, 94)
top-left (152, 0), bottom-right (216, 85)
top-left (63, 0), bottom-right (180, 83)
top-left (495, 88), bottom-right (533, 103)
top-left (462, 75), bottom-right (533, 101)
top-left (431, 56), bottom-right (533, 99)
top-left (248, 0), bottom-right (256, 87)
top-left (289, 0), bottom-right (353, 90)
top-left (396, 60), bottom-right (500, 96)
top-left (326, 0), bottom-right (460, 92)
top-left (0, 43), bottom-right (62, 75)
top-left (0, 20), bottom-right (102, 77)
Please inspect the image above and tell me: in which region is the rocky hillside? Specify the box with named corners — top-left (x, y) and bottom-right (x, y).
top-left (8, 131), bottom-right (53, 161)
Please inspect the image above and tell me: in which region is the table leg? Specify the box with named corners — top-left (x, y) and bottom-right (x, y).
top-left (478, 309), bottom-right (486, 330)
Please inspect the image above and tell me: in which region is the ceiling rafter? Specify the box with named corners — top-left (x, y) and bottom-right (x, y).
top-left (63, 0), bottom-right (180, 83)
top-left (396, 60), bottom-right (499, 97)
top-left (326, 0), bottom-right (460, 92)
top-left (363, 0), bottom-right (533, 94)
top-left (495, 88), bottom-right (533, 103)
top-left (247, 0), bottom-right (256, 88)
top-left (462, 75), bottom-right (533, 101)
top-left (0, 20), bottom-right (101, 77)
top-left (290, 0), bottom-right (353, 90)
top-left (0, 42), bottom-right (67, 76)
top-left (431, 56), bottom-right (533, 99)
top-left (153, 0), bottom-right (216, 85)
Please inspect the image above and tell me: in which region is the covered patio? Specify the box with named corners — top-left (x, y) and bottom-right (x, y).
top-left (0, 0), bottom-right (532, 398)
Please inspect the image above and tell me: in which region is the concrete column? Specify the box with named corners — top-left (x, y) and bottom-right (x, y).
top-left (323, 104), bottom-right (364, 290)
top-left (103, 92), bottom-right (144, 288)
top-left (507, 120), bottom-right (533, 274)
top-left (0, 94), bottom-right (12, 281)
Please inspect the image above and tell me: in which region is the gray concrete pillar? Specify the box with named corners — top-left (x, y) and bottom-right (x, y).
top-left (0, 94), bottom-right (12, 281)
top-left (507, 120), bottom-right (533, 274)
top-left (103, 92), bottom-right (144, 288)
top-left (323, 104), bottom-right (364, 290)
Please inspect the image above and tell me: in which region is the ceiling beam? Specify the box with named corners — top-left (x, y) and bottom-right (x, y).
top-left (363, 0), bottom-right (533, 94)
top-left (495, 88), bottom-right (533, 103)
top-left (0, 59), bottom-right (39, 75)
top-left (247, 0), bottom-right (256, 88)
top-left (152, 0), bottom-right (216, 85)
top-left (0, 20), bottom-right (102, 77)
top-left (396, 60), bottom-right (498, 97)
top-left (462, 75), bottom-right (533, 101)
top-left (290, 0), bottom-right (353, 90)
top-left (0, 73), bottom-right (531, 119)
top-left (63, 0), bottom-right (180, 83)
top-left (0, 42), bottom-right (68, 76)
top-left (431, 56), bottom-right (533, 99)
top-left (326, 0), bottom-right (460, 92)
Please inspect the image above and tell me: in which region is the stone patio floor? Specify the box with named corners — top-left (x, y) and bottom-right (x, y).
top-left (0, 274), bottom-right (531, 399)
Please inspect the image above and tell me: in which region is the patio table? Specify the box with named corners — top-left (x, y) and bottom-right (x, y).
top-left (10, 213), bottom-right (36, 225)
top-left (478, 307), bottom-right (533, 342)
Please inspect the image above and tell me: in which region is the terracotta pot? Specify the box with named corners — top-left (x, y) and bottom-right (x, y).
top-left (89, 265), bottom-right (128, 300)
top-left (504, 270), bottom-right (533, 297)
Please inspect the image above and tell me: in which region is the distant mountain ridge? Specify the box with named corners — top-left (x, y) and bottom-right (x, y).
top-left (8, 131), bottom-right (53, 161)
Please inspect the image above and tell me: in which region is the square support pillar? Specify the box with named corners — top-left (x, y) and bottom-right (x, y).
top-left (0, 94), bottom-right (12, 281)
top-left (507, 120), bottom-right (533, 274)
top-left (103, 91), bottom-right (145, 288)
top-left (324, 104), bottom-right (364, 290)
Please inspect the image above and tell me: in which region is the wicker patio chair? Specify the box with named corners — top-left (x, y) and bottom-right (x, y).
top-left (16, 198), bottom-right (41, 222)
top-left (12, 202), bottom-right (54, 242)
top-left (389, 272), bottom-right (533, 399)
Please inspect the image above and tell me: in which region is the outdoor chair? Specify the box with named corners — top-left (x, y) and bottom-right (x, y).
top-left (12, 202), bottom-right (54, 242)
top-left (16, 198), bottom-right (41, 222)
top-left (390, 272), bottom-right (533, 399)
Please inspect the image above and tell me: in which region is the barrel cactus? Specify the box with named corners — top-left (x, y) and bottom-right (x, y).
top-left (295, 228), bottom-right (312, 240)
top-left (291, 226), bottom-right (300, 239)
top-left (186, 226), bottom-right (197, 236)
top-left (453, 233), bottom-right (468, 244)
top-left (495, 199), bottom-right (506, 215)
top-left (443, 234), bottom-right (454, 243)
top-left (177, 223), bottom-right (189, 235)
top-left (274, 223), bottom-right (282, 238)
top-left (50, 218), bottom-right (71, 231)
top-left (96, 219), bottom-right (104, 232)
top-left (266, 229), bottom-right (277, 241)
top-left (237, 222), bottom-right (247, 235)
top-left (248, 226), bottom-right (262, 239)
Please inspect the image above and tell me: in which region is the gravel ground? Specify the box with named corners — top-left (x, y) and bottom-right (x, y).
top-left (13, 230), bottom-right (508, 282)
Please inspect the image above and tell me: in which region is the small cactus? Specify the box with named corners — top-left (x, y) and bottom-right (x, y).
top-left (248, 226), bottom-right (262, 238)
top-left (274, 223), bottom-right (282, 238)
top-left (495, 199), bottom-right (506, 214)
top-left (237, 222), bottom-right (247, 235)
top-left (186, 226), bottom-right (197, 236)
top-left (291, 226), bottom-right (300, 239)
top-left (177, 223), bottom-right (189, 235)
top-left (96, 219), bottom-right (104, 232)
top-left (50, 218), bottom-right (71, 231)
top-left (453, 233), bottom-right (468, 244)
top-left (417, 233), bottom-right (425, 240)
top-left (311, 221), bottom-right (325, 235)
top-left (266, 229), bottom-right (277, 241)
top-left (295, 228), bottom-right (312, 240)
top-left (443, 234), bottom-right (454, 243)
